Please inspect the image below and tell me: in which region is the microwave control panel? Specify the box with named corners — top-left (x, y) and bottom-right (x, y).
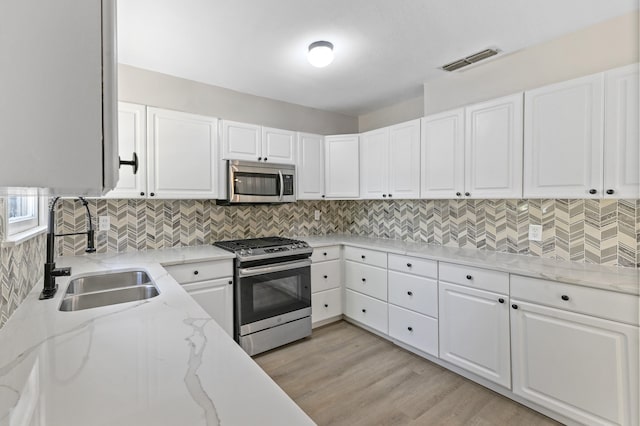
top-left (283, 174), bottom-right (294, 195)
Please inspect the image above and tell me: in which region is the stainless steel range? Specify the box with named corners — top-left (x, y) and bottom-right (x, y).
top-left (214, 237), bottom-right (313, 356)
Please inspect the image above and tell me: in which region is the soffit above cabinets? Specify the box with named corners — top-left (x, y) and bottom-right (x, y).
top-left (117, 0), bottom-right (638, 116)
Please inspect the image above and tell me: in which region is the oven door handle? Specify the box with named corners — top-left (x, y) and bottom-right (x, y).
top-left (278, 170), bottom-right (284, 201)
top-left (238, 259), bottom-right (311, 278)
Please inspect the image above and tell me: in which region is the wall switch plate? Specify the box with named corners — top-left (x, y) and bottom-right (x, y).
top-left (528, 224), bottom-right (542, 241)
top-left (99, 216), bottom-right (110, 232)
top-left (314, 210), bottom-right (321, 221)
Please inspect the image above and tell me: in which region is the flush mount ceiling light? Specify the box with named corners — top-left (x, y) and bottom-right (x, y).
top-left (307, 41), bottom-right (334, 68)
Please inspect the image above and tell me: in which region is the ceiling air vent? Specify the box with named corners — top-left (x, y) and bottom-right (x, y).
top-left (441, 48), bottom-right (500, 72)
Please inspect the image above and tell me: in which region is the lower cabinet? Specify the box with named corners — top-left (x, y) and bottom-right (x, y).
top-left (511, 300), bottom-right (639, 426)
top-left (438, 281), bottom-right (511, 388)
top-left (183, 278), bottom-right (233, 337)
top-left (345, 289), bottom-right (388, 334)
top-left (389, 305), bottom-right (438, 357)
top-left (312, 288), bottom-right (342, 324)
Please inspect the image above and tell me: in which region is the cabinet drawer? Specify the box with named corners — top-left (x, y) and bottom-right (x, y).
top-left (511, 275), bottom-right (639, 326)
top-left (165, 260), bottom-right (233, 284)
top-left (344, 246), bottom-right (387, 268)
top-left (345, 289), bottom-right (388, 334)
top-left (311, 260), bottom-right (341, 292)
top-left (311, 246), bottom-right (341, 263)
top-left (312, 288), bottom-right (342, 324)
top-left (388, 271), bottom-right (438, 317)
top-left (389, 304), bottom-right (438, 357)
top-left (345, 261), bottom-right (388, 301)
top-left (439, 262), bottom-right (508, 295)
top-left (388, 254), bottom-right (437, 278)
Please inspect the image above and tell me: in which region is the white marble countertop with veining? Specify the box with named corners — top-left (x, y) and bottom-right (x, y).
top-left (299, 235), bottom-right (640, 296)
top-left (0, 245), bottom-right (314, 426)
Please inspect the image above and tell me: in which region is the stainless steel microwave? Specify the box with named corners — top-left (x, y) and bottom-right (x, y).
top-left (223, 160), bottom-right (296, 204)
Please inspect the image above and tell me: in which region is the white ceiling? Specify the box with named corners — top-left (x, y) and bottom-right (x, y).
top-left (117, 0), bottom-right (638, 116)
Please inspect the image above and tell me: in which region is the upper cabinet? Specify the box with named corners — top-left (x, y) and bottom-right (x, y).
top-left (524, 73), bottom-right (604, 198)
top-left (297, 133), bottom-right (325, 200)
top-left (221, 120), bottom-right (295, 164)
top-left (325, 135), bottom-right (360, 198)
top-left (525, 65), bottom-right (639, 199)
top-left (360, 119), bottom-right (421, 199)
top-left (0, 0), bottom-right (118, 196)
top-left (421, 94), bottom-right (523, 199)
top-left (604, 64), bottom-right (639, 199)
top-left (147, 108), bottom-right (218, 199)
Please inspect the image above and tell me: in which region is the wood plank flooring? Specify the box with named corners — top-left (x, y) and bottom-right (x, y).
top-left (254, 321), bottom-right (561, 426)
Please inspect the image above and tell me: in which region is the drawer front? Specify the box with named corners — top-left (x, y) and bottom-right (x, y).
top-left (311, 260), bottom-right (341, 292)
top-left (311, 245), bottom-right (341, 263)
top-left (312, 288), bottom-right (342, 324)
top-left (345, 289), bottom-right (388, 334)
top-left (344, 246), bottom-right (387, 268)
top-left (439, 262), bottom-right (509, 295)
top-left (165, 260), bottom-right (233, 284)
top-left (389, 304), bottom-right (438, 357)
top-left (388, 271), bottom-right (438, 317)
top-left (388, 254), bottom-right (437, 278)
top-left (511, 275), bottom-right (639, 326)
top-left (345, 261), bottom-right (388, 301)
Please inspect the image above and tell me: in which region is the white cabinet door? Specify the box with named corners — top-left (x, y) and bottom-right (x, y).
top-left (465, 93), bottom-right (523, 199)
top-left (524, 73), bottom-right (604, 198)
top-left (388, 119), bottom-right (421, 199)
top-left (147, 108), bottom-right (218, 199)
top-left (325, 135), bottom-right (360, 198)
top-left (106, 102), bottom-right (147, 199)
top-left (312, 288), bottom-right (342, 325)
top-left (183, 278), bottom-right (234, 337)
top-left (0, 0), bottom-right (117, 196)
top-left (262, 127), bottom-right (296, 164)
top-left (297, 132), bottom-right (325, 200)
top-left (439, 281), bottom-right (511, 388)
top-left (360, 128), bottom-right (389, 199)
top-left (511, 300), bottom-right (639, 426)
top-left (221, 120), bottom-right (262, 162)
top-left (421, 109), bottom-right (465, 199)
top-left (604, 64), bottom-right (639, 199)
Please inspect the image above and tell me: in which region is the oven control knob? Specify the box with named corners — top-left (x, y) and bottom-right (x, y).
top-left (239, 250), bottom-right (246, 256)
top-left (246, 248), bottom-right (253, 255)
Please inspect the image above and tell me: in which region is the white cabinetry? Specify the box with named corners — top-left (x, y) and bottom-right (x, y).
top-left (297, 133), bottom-right (325, 199)
top-left (511, 275), bottom-right (639, 426)
top-left (164, 260), bottom-right (234, 337)
top-left (421, 94), bottom-right (523, 199)
top-left (438, 263), bottom-right (511, 388)
top-left (324, 135), bottom-right (360, 198)
top-left (0, 0), bottom-right (118, 195)
top-left (147, 108), bottom-right (218, 199)
top-left (604, 63), bottom-right (639, 199)
top-left (221, 120), bottom-right (295, 164)
top-left (360, 119), bottom-right (421, 199)
top-left (106, 102), bottom-right (147, 198)
top-left (310, 246), bottom-right (342, 326)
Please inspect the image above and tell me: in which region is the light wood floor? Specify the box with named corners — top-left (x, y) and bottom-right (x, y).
top-left (254, 321), bottom-right (561, 426)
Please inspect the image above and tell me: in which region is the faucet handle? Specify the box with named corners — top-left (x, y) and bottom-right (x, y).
top-left (52, 267), bottom-right (71, 277)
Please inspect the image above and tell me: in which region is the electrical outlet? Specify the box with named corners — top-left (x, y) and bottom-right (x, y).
top-left (99, 216), bottom-right (111, 232)
top-left (528, 224), bottom-right (542, 241)
top-left (314, 210), bottom-right (321, 221)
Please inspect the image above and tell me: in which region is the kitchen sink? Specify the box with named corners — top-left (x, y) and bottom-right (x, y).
top-left (59, 270), bottom-right (159, 312)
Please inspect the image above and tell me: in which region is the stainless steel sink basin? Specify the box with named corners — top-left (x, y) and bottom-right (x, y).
top-left (59, 270), bottom-right (159, 312)
top-left (65, 270), bottom-right (152, 295)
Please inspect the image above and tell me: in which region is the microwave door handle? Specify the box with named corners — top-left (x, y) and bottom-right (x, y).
top-left (278, 170), bottom-right (284, 201)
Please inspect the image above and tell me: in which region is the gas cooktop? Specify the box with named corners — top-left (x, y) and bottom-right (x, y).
top-left (214, 237), bottom-right (312, 261)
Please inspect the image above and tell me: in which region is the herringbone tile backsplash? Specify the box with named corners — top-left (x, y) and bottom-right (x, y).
top-left (56, 199), bottom-right (640, 268)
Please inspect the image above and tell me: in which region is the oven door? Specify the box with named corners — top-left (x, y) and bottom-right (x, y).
top-left (236, 259), bottom-right (311, 335)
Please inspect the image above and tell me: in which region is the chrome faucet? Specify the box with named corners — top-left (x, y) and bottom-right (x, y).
top-left (41, 197), bottom-right (96, 300)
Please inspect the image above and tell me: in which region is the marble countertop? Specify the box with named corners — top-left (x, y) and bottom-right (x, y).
top-left (0, 246), bottom-right (314, 426)
top-left (299, 235), bottom-right (640, 296)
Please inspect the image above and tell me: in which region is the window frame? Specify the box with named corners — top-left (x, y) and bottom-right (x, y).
top-left (3, 188), bottom-right (47, 245)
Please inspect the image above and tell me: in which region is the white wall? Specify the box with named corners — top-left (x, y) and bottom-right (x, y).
top-left (424, 11), bottom-right (639, 115)
top-left (118, 64), bottom-right (358, 135)
top-left (358, 95), bottom-right (424, 132)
